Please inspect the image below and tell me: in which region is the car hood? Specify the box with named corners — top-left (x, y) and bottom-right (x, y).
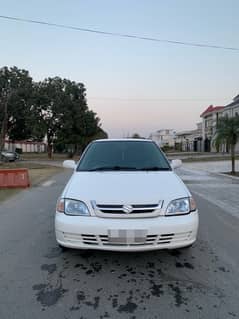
top-left (63, 171), bottom-right (190, 205)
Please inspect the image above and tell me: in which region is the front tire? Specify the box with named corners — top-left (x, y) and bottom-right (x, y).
top-left (58, 243), bottom-right (69, 251)
top-left (181, 243), bottom-right (193, 249)
top-left (177, 243), bottom-right (193, 251)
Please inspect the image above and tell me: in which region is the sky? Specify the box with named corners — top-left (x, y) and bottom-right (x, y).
top-left (0, 0), bottom-right (239, 138)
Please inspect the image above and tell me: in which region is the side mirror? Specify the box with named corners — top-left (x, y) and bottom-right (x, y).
top-left (63, 160), bottom-right (76, 169)
top-left (170, 159), bottom-right (182, 169)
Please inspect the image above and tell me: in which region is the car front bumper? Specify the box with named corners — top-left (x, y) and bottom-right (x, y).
top-left (55, 211), bottom-right (199, 251)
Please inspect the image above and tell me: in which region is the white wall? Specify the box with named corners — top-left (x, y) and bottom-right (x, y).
top-left (4, 140), bottom-right (46, 153)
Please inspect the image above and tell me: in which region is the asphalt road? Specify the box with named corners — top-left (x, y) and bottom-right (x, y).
top-left (0, 169), bottom-right (239, 319)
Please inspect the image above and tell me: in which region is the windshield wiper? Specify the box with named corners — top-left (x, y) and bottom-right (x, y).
top-left (139, 166), bottom-right (170, 171)
top-left (86, 166), bottom-right (138, 171)
top-left (81, 166), bottom-right (171, 172)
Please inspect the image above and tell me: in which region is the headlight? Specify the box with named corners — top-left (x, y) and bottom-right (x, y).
top-left (56, 198), bottom-right (90, 216)
top-left (166, 197), bottom-right (196, 216)
top-left (65, 199), bottom-right (90, 216)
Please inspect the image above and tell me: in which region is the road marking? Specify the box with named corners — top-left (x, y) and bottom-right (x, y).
top-left (41, 180), bottom-right (56, 187)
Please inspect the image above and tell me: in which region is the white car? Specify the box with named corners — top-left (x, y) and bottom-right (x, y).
top-left (55, 139), bottom-right (198, 252)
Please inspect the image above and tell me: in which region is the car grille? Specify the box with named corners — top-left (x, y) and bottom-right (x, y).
top-left (63, 231), bottom-right (192, 247)
top-left (91, 201), bottom-right (163, 218)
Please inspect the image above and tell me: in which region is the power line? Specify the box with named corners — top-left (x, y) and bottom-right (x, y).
top-left (0, 15), bottom-right (239, 52)
top-left (87, 97), bottom-right (228, 102)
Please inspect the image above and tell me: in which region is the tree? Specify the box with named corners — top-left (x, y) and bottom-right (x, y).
top-left (78, 127), bottom-right (108, 154)
top-left (32, 77), bottom-right (66, 158)
top-left (93, 127), bottom-right (108, 140)
top-left (1, 66), bottom-right (107, 157)
top-left (54, 78), bottom-right (105, 155)
top-left (0, 66), bottom-right (33, 150)
top-left (32, 77), bottom-right (103, 158)
top-left (131, 133), bottom-right (142, 139)
top-left (214, 116), bottom-right (239, 175)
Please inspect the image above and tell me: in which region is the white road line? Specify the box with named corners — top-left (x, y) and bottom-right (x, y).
top-left (41, 180), bottom-right (56, 187)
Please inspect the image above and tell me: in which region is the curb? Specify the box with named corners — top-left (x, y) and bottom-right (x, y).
top-left (207, 171), bottom-right (239, 180)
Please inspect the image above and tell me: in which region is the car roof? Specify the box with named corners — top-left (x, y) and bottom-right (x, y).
top-left (93, 138), bottom-right (153, 143)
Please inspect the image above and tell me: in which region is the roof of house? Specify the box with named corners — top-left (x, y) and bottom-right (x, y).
top-left (155, 129), bottom-right (175, 134)
top-left (233, 94), bottom-right (239, 101)
top-left (200, 105), bottom-right (224, 117)
top-left (224, 94), bottom-right (239, 108)
top-left (176, 130), bottom-right (196, 137)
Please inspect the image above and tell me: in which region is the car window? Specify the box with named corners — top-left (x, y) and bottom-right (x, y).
top-left (77, 141), bottom-right (171, 171)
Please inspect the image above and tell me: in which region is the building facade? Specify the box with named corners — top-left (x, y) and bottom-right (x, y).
top-left (223, 95), bottom-right (239, 118)
top-left (175, 123), bottom-right (202, 152)
top-left (4, 140), bottom-right (46, 153)
top-left (223, 95), bottom-right (239, 152)
top-left (149, 129), bottom-right (176, 148)
top-left (200, 105), bottom-right (224, 152)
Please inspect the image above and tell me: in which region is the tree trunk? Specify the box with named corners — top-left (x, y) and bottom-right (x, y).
top-left (47, 133), bottom-right (53, 159)
top-left (47, 144), bottom-right (53, 159)
top-left (0, 123), bottom-right (6, 151)
top-left (74, 144), bottom-right (78, 156)
top-left (0, 98), bottom-right (8, 151)
top-left (231, 144), bottom-right (235, 175)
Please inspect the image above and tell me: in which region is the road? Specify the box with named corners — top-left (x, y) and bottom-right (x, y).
top-left (0, 168), bottom-right (239, 319)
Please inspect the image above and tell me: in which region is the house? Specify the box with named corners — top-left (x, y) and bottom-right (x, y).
top-left (4, 139), bottom-right (46, 153)
top-left (200, 105), bottom-right (224, 152)
top-left (149, 129), bottom-right (176, 148)
top-left (175, 123), bottom-right (202, 152)
top-left (223, 94), bottom-right (239, 152)
top-left (223, 94), bottom-right (239, 118)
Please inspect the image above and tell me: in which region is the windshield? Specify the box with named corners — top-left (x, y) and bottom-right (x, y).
top-left (77, 140), bottom-right (171, 171)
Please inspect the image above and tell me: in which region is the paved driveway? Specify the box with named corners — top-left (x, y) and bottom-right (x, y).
top-left (181, 159), bottom-right (239, 173)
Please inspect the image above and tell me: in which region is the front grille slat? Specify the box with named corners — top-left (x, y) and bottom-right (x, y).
top-left (83, 241), bottom-right (99, 245)
top-left (97, 204), bottom-right (123, 209)
top-left (63, 232), bottom-right (192, 247)
top-left (132, 204), bottom-right (159, 208)
top-left (92, 201), bottom-right (163, 218)
top-left (100, 209), bottom-right (155, 214)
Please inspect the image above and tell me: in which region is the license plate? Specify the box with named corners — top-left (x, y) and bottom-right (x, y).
top-left (108, 229), bottom-right (147, 244)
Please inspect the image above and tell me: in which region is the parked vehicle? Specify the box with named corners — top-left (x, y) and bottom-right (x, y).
top-left (0, 150), bottom-right (20, 162)
top-left (55, 139), bottom-right (199, 251)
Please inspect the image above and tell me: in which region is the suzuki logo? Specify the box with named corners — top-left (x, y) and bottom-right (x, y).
top-left (122, 205), bottom-right (134, 214)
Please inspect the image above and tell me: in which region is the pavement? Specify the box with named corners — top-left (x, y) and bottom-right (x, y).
top-left (181, 159), bottom-right (239, 174)
top-left (0, 165), bottom-right (239, 319)
top-left (176, 160), bottom-right (239, 219)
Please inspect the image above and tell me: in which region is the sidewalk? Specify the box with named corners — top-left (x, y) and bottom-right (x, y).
top-left (181, 160), bottom-right (239, 174)
top-left (176, 161), bottom-right (239, 219)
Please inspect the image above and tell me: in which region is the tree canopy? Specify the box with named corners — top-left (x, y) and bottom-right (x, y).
top-left (0, 66), bottom-right (34, 148)
top-left (0, 66), bottom-right (107, 157)
top-left (214, 116), bottom-right (239, 174)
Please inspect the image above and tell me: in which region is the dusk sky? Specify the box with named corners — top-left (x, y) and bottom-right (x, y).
top-left (0, 0), bottom-right (239, 137)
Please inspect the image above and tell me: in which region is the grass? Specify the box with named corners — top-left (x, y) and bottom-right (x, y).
top-left (0, 162), bottom-right (58, 169)
top-left (0, 189), bottom-right (20, 203)
top-left (21, 152), bottom-right (80, 161)
top-left (0, 162), bottom-right (63, 203)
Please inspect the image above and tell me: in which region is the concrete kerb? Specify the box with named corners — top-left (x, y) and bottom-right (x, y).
top-left (179, 159), bottom-right (239, 181)
top-left (208, 171), bottom-right (239, 181)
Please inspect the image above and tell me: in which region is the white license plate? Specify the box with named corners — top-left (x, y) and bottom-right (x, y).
top-left (108, 229), bottom-right (147, 244)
